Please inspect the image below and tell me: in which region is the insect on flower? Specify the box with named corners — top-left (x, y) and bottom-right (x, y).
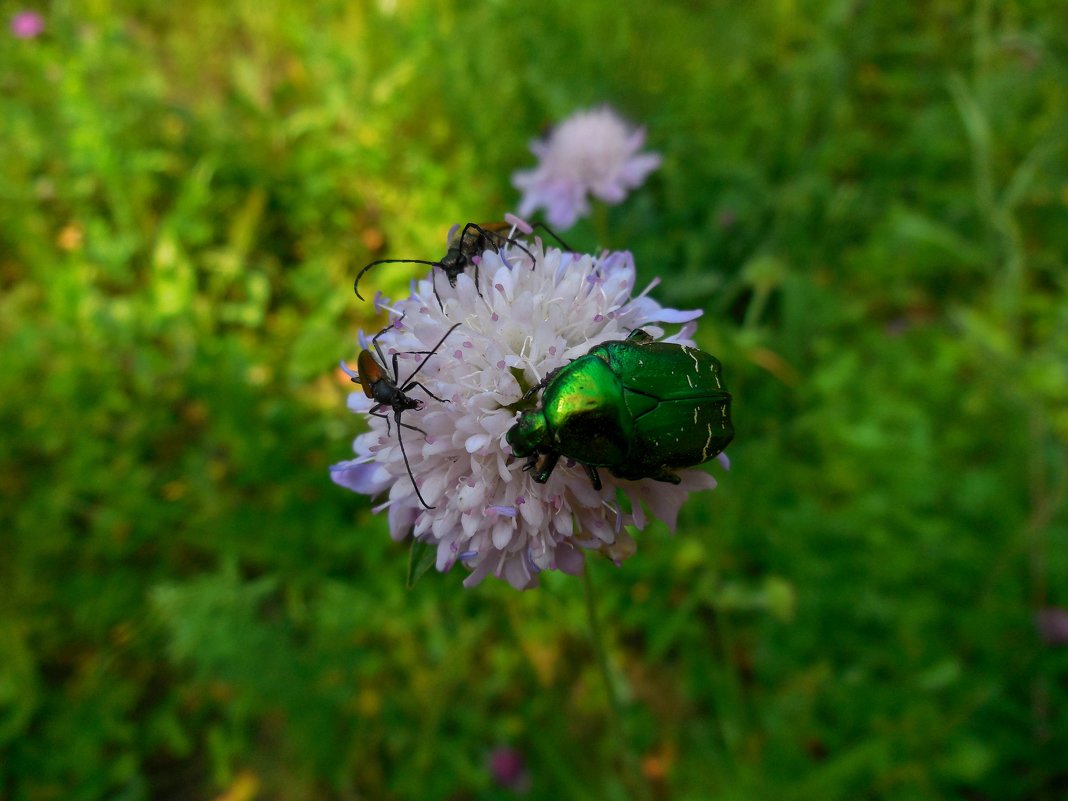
top-left (507, 328), bottom-right (733, 490)
top-left (333, 223), bottom-right (727, 589)
top-left (340, 316), bottom-right (461, 509)
top-left (354, 221), bottom-right (570, 310)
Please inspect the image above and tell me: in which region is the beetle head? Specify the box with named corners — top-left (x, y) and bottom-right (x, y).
top-left (506, 411), bottom-right (548, 458)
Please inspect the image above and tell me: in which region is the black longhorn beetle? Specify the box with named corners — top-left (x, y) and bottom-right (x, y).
top-left (342, 316), bottom-right (461, 509)
top-left (354, 221), bottom-right (572, 310)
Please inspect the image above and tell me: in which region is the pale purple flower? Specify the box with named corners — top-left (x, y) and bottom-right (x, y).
top-left (10, 10), bottom-right (44, 39)
top-left (332, 220), bottom-right (727, 589)
top-left (512, 106), bottom-right (662, 230)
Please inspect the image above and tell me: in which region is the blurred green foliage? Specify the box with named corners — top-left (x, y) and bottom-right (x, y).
top-left (2, 0), bottom-right (1067, 799)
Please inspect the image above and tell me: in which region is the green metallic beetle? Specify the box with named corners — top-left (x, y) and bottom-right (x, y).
top-left (506, 329), bottom-right (733, 490)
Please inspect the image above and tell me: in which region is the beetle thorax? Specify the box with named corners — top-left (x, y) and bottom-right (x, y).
top-left (439, 247), bottom-right (469, 285)
top-left (369, 379), bottom-right (422, 413)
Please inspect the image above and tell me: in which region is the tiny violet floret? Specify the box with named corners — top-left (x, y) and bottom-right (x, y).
top-left (512, 106), bottom-right (662, 230)
top-left (332, 221), bottom-right (729, 589)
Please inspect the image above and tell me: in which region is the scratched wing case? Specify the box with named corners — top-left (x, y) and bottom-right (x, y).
top-left (588, 337), bottom-right (733, 482)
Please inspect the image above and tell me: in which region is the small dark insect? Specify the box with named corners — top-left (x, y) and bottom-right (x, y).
top-left (354, 221), bottom-right (572, 310)
top-left (342, 316), bottom-right (461, 509)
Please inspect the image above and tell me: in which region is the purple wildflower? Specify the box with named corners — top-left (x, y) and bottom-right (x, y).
top-left (512, 106), bottom-right (662, 230)
top-left (332, 222), bottom-right (727, 589)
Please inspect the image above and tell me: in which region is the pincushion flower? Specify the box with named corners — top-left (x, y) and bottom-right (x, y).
top-left (332, 225), bottom-right (727, 589)
top-left (512, 106), bottom-right (662, 230)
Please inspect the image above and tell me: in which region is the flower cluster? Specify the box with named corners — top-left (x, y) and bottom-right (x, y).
top-left (332, 221), bottom-right (728, 589)
top-left (513, 106), bottom-right (662, 230)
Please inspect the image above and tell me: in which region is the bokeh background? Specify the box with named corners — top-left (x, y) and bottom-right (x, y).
top-left (3, 1), bottom-right (1067, 799)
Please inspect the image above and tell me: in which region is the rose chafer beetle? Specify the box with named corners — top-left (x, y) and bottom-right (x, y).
top-left (506, 329), bottom-right (733, 490)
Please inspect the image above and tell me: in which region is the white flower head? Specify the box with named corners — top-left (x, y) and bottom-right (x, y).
top-left (332, 220), bottom-right (728, 589)
top-left (512, 106), bottom-right (662, 230)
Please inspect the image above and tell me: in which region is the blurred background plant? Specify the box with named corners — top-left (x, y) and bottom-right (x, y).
top-left (1, 1), bottom-right (1066, 799)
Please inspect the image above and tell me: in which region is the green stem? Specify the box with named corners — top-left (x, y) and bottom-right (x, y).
top-left (582, 560), bottom-right (652, 800)
top-left (592, 202), bottom-right (610, 250)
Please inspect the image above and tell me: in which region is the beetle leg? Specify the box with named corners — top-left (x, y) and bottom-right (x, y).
top-left (528, 222), bottom-right (572, 252)
top-left (520, 382), bottom-right (543, 403)
top-left (506, 239), bottom-right (534, 266)
top-left (398, 421), bottom-right (429, 438)
top-left (583, 464), bottom-right (603, 491)
top-left (472, 258), bottom-right (483, 299)
top-left (369, 406), bottom-right (391, 436)
top-left (532, 452), bottom-right (561, 484)
top-left (521, 369), bottom-right (556, 402)
top-left (495, 230), bottom-right (534, 267)
top-left (404, 381), bottom-right (449, 403)
top-left (458, 222), bottom-right (482, 254)
top-left (371, 314), bottom-right (404, 369)
top-left (431, 268), bottom-right (444, 312)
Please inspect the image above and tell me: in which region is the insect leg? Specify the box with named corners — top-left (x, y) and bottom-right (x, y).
top-left (371, 314), bottom-right (405, 375)
top-left (431, 267), bottom-right (444, 312)
top-left (467, 223), bottom-right (534, 273)
top-left (529, 222), bottom-right (572, 252)
top-left (520, 365), bottom-right (560, 402)
top-left (532, 452), bottom-right (561, 484)
top-left (583, 464), bottom-right (603, 491)
top-left (397, 419), bottom-right (429, 438)
top-left (497, 234), bottom-right (534, 265)
top-left (472, 258), bottom-right (483, 298)
top-left (480, 223), bottom-right (535, 267)
top-left (369, 406), bottom-right (392, 436)
top-left (457, 222), bottom-right (484, 249)
top-left (403, 381), bottom-right (449, 404)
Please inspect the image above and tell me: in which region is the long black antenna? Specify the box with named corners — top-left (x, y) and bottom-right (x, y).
top-left (355, 259), bottom-right (442, 300)
top-left (397, 422), bottom-right (433, 509)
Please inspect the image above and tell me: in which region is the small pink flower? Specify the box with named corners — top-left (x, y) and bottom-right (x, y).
top-left (512, 106), bottom-right (662, 230)
top-left (10, 10), bottom-right (44, 39)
